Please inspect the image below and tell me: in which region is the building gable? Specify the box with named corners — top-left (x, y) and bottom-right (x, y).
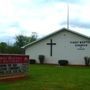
top-left (25, 28), bottom-right (90, 65)
top-left (22, 28), bottom-right (90, 49)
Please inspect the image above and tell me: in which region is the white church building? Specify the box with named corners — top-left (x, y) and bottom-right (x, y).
top-left (22, 28), bottom-right (90, 65)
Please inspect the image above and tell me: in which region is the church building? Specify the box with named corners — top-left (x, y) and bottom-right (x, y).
top-left (22, 28), bottom-right (90, 65)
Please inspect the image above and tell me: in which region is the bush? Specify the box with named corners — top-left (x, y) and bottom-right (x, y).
top-left (29, 59), bottom-right (36, 64)
top-left (38, 55), bottom-right (45, 64)
top-left (58, 60), bottom-right (68, 66)
top-left (84, 57), bottom-right (89, 66)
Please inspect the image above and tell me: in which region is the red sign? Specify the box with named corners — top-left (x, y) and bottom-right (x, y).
top-left (0, 54), bottom-right (29, 64)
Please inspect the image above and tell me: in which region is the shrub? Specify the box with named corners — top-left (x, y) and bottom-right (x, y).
top-left (58, 60), bottom-right (68, 66)
top-left (38, 55), bottom-right (45, 64)
top-left (84, 57), bottom-right (89, 66)
top-left (89, 57), bottom-right (90, 64)
top-left (29, 59), bottom-right (36, 64)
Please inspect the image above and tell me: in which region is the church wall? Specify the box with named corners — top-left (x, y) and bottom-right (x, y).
top-left (25, 30), bottom-right (90, 65)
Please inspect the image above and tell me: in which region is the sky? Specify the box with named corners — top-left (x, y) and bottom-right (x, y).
top-left (0, 0), bottom-right (90, 43)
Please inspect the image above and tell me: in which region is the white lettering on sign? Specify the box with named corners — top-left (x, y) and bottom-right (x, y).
top-left (0, 64), bottom-right (28, 75)
top-left (0, 55), bottom-right (29, 76)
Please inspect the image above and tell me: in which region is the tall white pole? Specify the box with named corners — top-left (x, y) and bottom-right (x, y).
top-left (67, 3), bottom-right (69, 29)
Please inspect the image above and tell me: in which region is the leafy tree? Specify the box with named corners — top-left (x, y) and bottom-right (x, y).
top-left (14, 35), bottom-right (28, 48)
top-left (13, 32), bottom-right (37, 54)
top-left (0, 32), bottom-right (38, 54)
top-left (14, 32), bottom-right (37, 48)
top-left (0, 42), bottom-right (8, 53)
top-left (6, 45), bottom-right (23, 54)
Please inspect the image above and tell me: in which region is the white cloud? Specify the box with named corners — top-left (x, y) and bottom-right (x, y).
top-left (70, 26), bottom-right (90, 36)
top-left (0, 0), bottom-right (90, 43)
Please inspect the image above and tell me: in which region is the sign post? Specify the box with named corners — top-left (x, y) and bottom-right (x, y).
top-left (0, 54), bottom-right (29, 81)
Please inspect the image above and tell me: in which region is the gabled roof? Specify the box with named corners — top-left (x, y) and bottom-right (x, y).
top-left (22, 28), bottom-right (90, 49)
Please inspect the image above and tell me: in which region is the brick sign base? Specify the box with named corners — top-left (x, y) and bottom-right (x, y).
top-left (0, 73), bottom-right (26, 81)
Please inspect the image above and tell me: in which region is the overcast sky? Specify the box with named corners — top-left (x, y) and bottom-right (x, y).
top-left (0, 0), bottom-right (90, 43)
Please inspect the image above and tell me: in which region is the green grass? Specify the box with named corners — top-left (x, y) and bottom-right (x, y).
top-left (0, 64), bottom-right (90, 90)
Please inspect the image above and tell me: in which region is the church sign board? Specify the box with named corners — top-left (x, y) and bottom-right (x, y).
top-left (0, 54), bottom-right (29, 80)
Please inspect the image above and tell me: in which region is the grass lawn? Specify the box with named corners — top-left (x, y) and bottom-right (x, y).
top-left (0, 64), bottom-right (90, 90)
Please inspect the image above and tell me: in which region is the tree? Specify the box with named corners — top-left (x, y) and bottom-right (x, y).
top-left (0, 33), bottom-right (38, 54)
top-left (13, 33), bottom-right (38, 54)
top-left (14, 33), bottom-right (37, 48)
top-left (0, 42), bottom-right (8, 53)
top-left (14, 35), bottom-right (27, 47)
